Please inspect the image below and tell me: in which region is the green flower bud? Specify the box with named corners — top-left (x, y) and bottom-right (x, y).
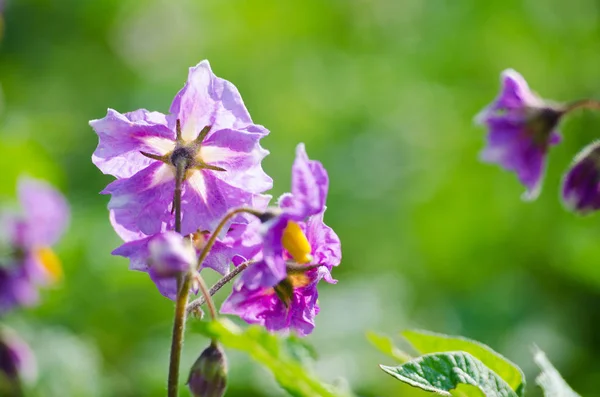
top-left (187, 342), bottom-right (227, 397)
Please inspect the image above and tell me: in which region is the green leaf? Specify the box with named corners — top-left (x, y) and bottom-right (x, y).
top-left (189, 319), bottom-right (347, 397)
top-left (366, 331), bottom-right (411, 363)
top-left (380, 351), bottom-right (518, 397)
top-left (450, 384), bottom-right (487, 397)
top-left (533, 347), bottom-right (580, 397)
top-left (402, 330), bottom-right (525, 395)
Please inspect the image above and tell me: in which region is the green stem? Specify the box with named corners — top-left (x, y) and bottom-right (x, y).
top-left (196, 207), bottom-right (263, 270)
top-left (167, 274), bottom-right (192, 397)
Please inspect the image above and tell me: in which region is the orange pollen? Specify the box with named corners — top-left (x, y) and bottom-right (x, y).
top-left (34, 247), bottom-right (62, 282)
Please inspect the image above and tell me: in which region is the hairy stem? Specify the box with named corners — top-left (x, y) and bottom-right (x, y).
top-left (196, 207), bottom-right (263, 270)
top-left (187, 260), bottom-right (253, 314)
top-left (564, 99), bottom-right (600, 113)
top-left (167, 274), bottom-right (192, 397)
top-left (195, 271), bottom-right (218, 320)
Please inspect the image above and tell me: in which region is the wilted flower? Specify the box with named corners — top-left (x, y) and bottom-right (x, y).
top-left (91, 60), bottom-right (272, 237)
top-left (562, 141), bottom-right (600, 214)
top-left (0, 177), bottom-right (69, 314)
top-left (475, 69), bottom-right (564, 200)
top-left (187, 342), bottom-right (227, 397)
top-left (221, 144), bottom-right (341, 336)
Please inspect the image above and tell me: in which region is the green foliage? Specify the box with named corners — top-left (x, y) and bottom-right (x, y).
top-left (450, 384), bottom-right (487, 397)
top-left (380, 352), bottom-right (518, 397)
top-left (374, 330), bottom-right (526, 396)
top-left (533, 347), bottom-right (580, 397)
top-left (402, 330), bottom-right (525, 395)
top-left (366, 331), bottom-right (411, 363)
top-left (190, 319), bottom-right (348, 397)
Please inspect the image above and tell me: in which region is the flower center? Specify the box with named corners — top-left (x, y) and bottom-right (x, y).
top-left (140, 121), bottom-right (226, 176)
top-left (170, 146), bottom-right (196, 169)
top-left (34, 246), bottom-right (62, 282)
top-left (281, 221), bottom-right (312, 264)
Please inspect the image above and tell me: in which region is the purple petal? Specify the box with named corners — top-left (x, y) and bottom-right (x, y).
top-left (91, 109), bottom-right (175, 178)
top-left (491, 69), bottom-right (541, 113)
top-left (202, 127), bottom-right (272, 194)
top-left (306, 211), bottom-right (341, 283)
top-left (112, 236), bottom-right (153, 271)
top-left (181, 171), bottom-right (265, 235)
top-left (261, 217), bottom-right (290, 282)
top-left (221, 261), bottom-right (321, 336)
top-left (479, 117), bottom-right (560, 200)
top-left (104, 162), bottom-right (175, 236)
top-left (562, 142), bottom-right (600, 214)
top-left (169, 60), bottom-right (256, 141)
top-left (0, 267), bottom-right (38, 315)
top-left (201, 223), bottom-right (262, 275)
top-left (17, 177), bottom-right (69, 247)
top-left (287, 144), bottom-right (329, 219)
top-left (0, 327), bottom-right (37, 383)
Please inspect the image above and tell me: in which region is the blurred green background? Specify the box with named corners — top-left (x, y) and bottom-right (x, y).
top-left (1, 0), bottom-right (600, 395)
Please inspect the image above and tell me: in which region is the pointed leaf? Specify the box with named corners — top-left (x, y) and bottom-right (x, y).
top-left (403, 329), bottom-right (525, 395)
top-left (533, 347), bottom-right (580, 397)
top-left (366, 331), bottom-right (411, 363)
top-left (380, 351), bottom-right (518, 397)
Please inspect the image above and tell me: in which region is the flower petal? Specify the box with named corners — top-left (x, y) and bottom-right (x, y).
top-left (91, 109), bottom-right (175, 178)
top-left (181, 171), bottom-right (265, 235)
top-left (104, 163), bottom-right (175, 236)
top-left (169, 60), bottom-right (255, 141)
top-left (202, 127), bottom-right (272, 193)
top-left (17, 177), bottom-right (70, 247)
top-left (306, 211), bottom-right (341, 283)
top-left (288, 143), bottom-right (329, 219)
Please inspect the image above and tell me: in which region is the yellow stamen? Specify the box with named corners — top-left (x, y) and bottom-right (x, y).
top-left (35, 247), bottom-right (62, 282)
top-left (281, 221), bottom-right (312, 264)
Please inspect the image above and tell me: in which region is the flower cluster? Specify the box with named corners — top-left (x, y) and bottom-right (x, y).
top-left (91, 60), bottom-right (341, 336)
top-left (476, 69), bottom-right (600, 213)
top-left (0, 177), bottom-right (68, 392)
top-left (0, 178), bottom-right (69, 314)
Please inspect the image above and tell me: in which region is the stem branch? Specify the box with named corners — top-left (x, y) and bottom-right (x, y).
top-left (565, 99), bottom-right (600, 113)
top-left (187, 260), bottom-right (253, 314)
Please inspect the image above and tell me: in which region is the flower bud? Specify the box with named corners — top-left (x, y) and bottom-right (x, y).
top-left (148, 232), bottom-right (196, 278)
top-left (187, 342), bottom-right (227, 397)
top-left (562, 141), bottom-right (600, 214)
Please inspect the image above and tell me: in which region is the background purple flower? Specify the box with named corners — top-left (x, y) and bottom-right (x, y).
top-left (0, 177), bottom-right (69, 314)
top-left (91, 60), bottom-right (272, 237)
top-left (476, 69), bottom-right (564, 200)
top-left (0, 327), bottom-right (36, 386)
top-left (562, 141), bottom-right (600, 214)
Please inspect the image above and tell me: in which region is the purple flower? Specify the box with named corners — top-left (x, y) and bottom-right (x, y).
top-left (562, 141), bottom-right (600, 214)
top-left (0, 327), bottom-right (36, 388)
top-left (90, 60), bottom-right (272, 237)
top-left (476, 69), bottom-right (565, 200)
top-left (0, 177), bottom-right (69, 314)
top-left (113, 224), bottom-right (260, 300)
top-left (221, 144), bottom-right (341, 336)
